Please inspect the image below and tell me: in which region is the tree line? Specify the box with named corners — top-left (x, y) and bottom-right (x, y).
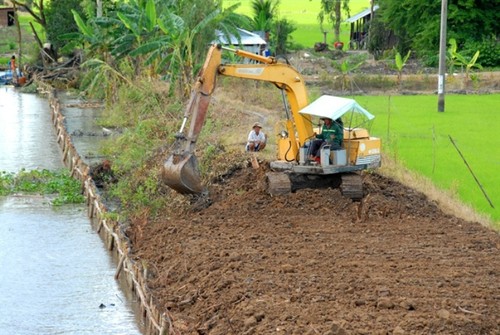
top-left (10, 0), bottom-right (499, 99)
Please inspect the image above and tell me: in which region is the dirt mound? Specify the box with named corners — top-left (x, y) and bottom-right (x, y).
top-left (128, 164), bottom-right (499, 334)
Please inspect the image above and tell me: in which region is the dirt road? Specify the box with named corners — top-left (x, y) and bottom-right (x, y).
top-left (127, 164), bottom-right (499, 334)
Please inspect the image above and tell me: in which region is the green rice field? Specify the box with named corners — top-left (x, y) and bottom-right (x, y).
top-left (225, 0), bottom-right (371, 48)
top-left (354, 94), bottom-right (500, 224)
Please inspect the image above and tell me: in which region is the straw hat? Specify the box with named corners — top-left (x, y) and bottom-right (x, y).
top-left (252, 122), bottom-right (262, 129)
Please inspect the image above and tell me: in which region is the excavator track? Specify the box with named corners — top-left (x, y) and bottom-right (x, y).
top-left (266, 172), bottom-right (291, 196)
top-left (340, 173), bottom-right (364, 200)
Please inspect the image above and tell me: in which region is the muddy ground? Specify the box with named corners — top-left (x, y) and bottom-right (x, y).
top-left (127, 163), bottom-right (499, 335)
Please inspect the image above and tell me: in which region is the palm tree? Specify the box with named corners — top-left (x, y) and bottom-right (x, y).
top-left (250, 0), bottom-right (279, 42)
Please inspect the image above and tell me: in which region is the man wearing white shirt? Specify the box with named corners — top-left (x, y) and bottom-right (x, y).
top-left (246, 122), bottom-right (267, 152)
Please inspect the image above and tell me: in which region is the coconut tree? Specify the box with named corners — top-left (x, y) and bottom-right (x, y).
top-left (250, 0), bottom-right (279, 42)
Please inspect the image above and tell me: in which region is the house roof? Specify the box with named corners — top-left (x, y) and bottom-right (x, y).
top-left (345, 4), bottom-right (379, 23)
top-left (215, 28), bottom-right (266, 46)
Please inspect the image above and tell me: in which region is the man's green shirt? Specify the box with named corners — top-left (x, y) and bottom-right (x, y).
top-left (316, 122), bottom-right (343, 147)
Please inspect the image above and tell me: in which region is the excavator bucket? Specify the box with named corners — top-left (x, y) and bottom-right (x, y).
top-left (163, 152), bottom-right (206, 194)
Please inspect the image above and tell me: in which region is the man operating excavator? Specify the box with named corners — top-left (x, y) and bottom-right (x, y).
top-left (309, 117), bottom-right (343, 161)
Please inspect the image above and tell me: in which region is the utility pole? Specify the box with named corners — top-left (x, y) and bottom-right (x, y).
top-left (97, 0), bottom-right (103, 17)
top-left (437, 0), bottom-right (448, 112)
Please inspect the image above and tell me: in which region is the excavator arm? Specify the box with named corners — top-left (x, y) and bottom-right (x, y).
top-left (163, 44), bottom-right (314, 195)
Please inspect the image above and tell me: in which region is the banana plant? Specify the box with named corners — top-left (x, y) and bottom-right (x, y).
top-left (130, 2), bottom-right (246, 97)
top-left (448, 38), bottom-right (482, 89)
top-left (333, 57), bottom-right (364, 92)
top-left (71, 0), bottom-right (246, 99)
top-left (394, 49), bottom-right (411, 91)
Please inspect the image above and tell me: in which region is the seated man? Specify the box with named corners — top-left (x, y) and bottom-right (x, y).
top-left (246, 122), bottom-right (267, 152)
top-left (309, 117), bottom-right (343, 160)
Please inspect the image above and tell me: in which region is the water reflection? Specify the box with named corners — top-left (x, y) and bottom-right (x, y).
top-left (57, 92), bottom-right (111, 167)
top-left (0, 87), bottom-right (62, 172)
top-left (0, 196), bottom-right (142, 335)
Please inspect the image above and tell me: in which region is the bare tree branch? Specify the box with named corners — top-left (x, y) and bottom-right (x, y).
top-left (12, 0), bottom-right (46, 26)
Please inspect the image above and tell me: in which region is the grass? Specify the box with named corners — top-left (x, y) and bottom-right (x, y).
top-left (0, 169), bottom-right (85, 205)
top-left (225, 0), bottom-right (370, 48)
top-left (354, 94), bottom-right (500, 224)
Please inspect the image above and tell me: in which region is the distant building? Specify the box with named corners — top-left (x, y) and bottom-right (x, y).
top-left (345, 5), bottom-right (379, 50)
top-left (0, 7), bottom-right (15, 27)
top-left (214, 28), bottom-right (267, 60)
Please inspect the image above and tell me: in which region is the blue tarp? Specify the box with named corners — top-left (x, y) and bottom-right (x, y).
top-left (0, 71), bottom-right (12, 85)
top-left (0, 70), bottom-right (21, 85)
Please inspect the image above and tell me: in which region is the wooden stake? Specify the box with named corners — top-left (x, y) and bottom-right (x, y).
top-left (251, 153), bottom-right (259, 169)
top-left (115, 254), bottom-right (125, 279)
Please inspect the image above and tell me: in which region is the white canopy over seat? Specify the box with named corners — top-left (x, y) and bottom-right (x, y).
top-left (299, 95), bottom-right (374, 121)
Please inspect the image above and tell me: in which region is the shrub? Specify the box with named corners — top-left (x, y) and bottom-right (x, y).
top-left (463, 36), bottom-right (500, 68)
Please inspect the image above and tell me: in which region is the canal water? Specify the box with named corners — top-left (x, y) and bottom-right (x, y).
top-left (0, 87), bottom-right (143, 334)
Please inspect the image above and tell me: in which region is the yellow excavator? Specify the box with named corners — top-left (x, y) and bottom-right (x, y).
top-left (163, 44), bottom-right (381, 199)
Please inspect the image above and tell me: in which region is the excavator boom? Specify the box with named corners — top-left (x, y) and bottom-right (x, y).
top-left (163, 44), bottom-right (313, 195)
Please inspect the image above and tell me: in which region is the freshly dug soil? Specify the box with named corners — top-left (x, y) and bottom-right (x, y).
top-left (127, 163), bottom-right (500, 334)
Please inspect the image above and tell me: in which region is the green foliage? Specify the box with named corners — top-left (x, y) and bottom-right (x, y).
top-left (70, 0), bottom-right (246, 99)
top-left (79, 58), bottom-right (134, 103)
top-left (96, 82), bottom-right (179, 217)
top-left (199, 143), bottom-right (223, 176)
top-left (228, 0), bottom-right (369, 49)
top-left (250, 0), bottom-right (279, 32)
top-left (44, 0), bottom-right (85, 52)
top-left (271, 18), bottom-right (296, 55)
top-left (447, 0), bottom-right (498, 43)
top-left (390, 49), bottom-right (411, 90)
top-left (448, 38), bottom-right (482, 89)
top-left (110, 166), bottom-right (166, 212)
top-left (394, 50), bottom-right (411, 72)
top-left (247, 0), bottom-right (299, 54)
top-left (313, 0), bottom-right (350, 42)
top-left (80, 0), bottom-right (116, 19)
top-left (0, 169), bottom-right (85, 205)
top-left (379, 0), bottom-right (499, 65)
top-left (367, 16), bottom-right (394, 60)
top-left (332, 54), bottom-right (365, 92)
top-left (463, 36), bottom-right (500, 68)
